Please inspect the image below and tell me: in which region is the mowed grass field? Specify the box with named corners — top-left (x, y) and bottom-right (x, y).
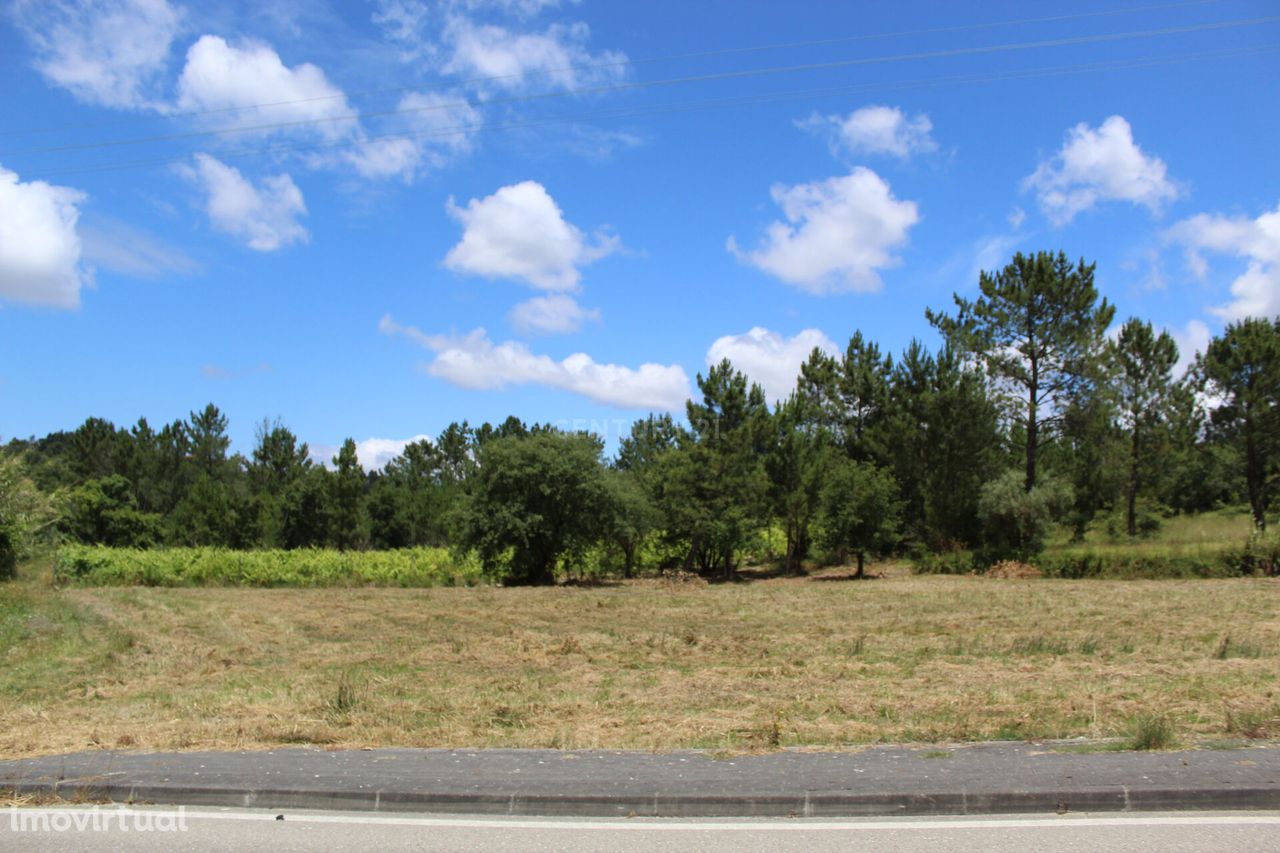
top-left (3, 559), bottom-right (1278, 759)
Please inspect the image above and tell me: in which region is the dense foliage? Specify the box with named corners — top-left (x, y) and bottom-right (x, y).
top-left (54, 545), bottom-right (481, 587)
top-left (4, 251), bottom-right (1278, 583)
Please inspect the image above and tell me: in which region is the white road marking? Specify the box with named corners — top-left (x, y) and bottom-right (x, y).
top-left (9, 808), bottom-right (1280, 832)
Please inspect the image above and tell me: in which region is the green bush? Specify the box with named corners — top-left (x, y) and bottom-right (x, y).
top-left (977, 471), bottom-right (1071, 561)
top-left (54, 545), bottom-right (483, 588)
top-left (1034, 550), bottom-right (1238, 579)
top-left (913, 550), bottom-right (978, 575)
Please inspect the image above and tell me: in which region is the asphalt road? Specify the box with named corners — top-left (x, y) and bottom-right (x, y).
top-left (3, 808), bottom-right (1280, 852)
top-left (6, 743), bottom-right (1279, 816)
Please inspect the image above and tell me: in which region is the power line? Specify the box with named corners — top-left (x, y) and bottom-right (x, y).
top-left (25, 44), bottom-right (1274, 180)
top-left (0, 0), bottom-right (1232, 138)
top-left (3, 14), bottom-right (1275, 159)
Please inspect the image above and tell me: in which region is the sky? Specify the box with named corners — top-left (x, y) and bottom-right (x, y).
top-left (1, 0), bottom-right (1277, 467)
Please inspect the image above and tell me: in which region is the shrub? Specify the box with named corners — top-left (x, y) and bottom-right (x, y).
top-left (53, 545), bottom-right (483, 588)
top-left (977, 471), bottom-right (1071, 561)
top-left (913, 550), bottom-right (977, 575)
top-left (1034, 550), bottom-right (1238, 579)
top-left (0, 454), bottom-right (57, 579)
top-left (1129, 714), bottom-right (1176, 750)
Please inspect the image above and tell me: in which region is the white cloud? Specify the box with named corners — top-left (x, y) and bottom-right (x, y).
top-left (444, 181), bottom-right (619, 290)
top-left (1166, 203), bottom-right (1280, 322)
top-left (344, 91), bottom-right (482, 181)
top-left (357, 435), bottom-right (432, 470)
top-left (0, 165), bottom-right (88, 309)
top-left (176, 36), bottom-right (477, 182)
top-left (802, 105), bottom-right (936, 159)
top-left (380, 315), bottom-right (689, 411)
top-left (461, 0), bottom-right (567, 15)
top-left (728, 167), bottom-right (919, 294)
top-left (706, 327), bottom-right (838, 403)
top-left (508, 294), bottom-right (600, 335)
top-left (79, 217), bottom-right (199, 279)
top-left (971, 232), bottom-right (1023, 282)
top-left (308, 434), bottom-right (431, 471)
top-left (180, 154), bottom-right (308, 251)
top-left (12, 0), bottom-right (181, 110)
top-left (1168, 319), bottom-right (1211, 380)
top-left (371, 0), bottom-right (438, 61)
top-left (1023, 115), bottom-right (1180, 226)
top-left (442, 18), bottom-right (626, 91)
top-left (175, 35), bottom-right (357, 139)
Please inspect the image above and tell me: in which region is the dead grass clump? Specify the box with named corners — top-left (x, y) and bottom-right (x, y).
top-left (986, 561), bottom-right (1042, 579)
top-left (1224, 704), bottom-right (1280, 739)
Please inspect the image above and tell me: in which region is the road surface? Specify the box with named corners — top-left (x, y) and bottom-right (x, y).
top-left (3, 807), bottom-right (1279, 852)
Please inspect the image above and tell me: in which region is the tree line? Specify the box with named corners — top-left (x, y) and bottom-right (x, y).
top-left (3, 251), bottom-right (1278, 583)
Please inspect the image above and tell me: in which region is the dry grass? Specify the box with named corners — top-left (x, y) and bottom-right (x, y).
top-left (2, 563), bottom-right (1278, 758)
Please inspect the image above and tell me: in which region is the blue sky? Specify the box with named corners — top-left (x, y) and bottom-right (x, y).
top-left (1, 0), bottom-right (1277, 466)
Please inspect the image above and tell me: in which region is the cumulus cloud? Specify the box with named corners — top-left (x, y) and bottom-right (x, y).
top-left (1166, 203), bottom-right (1280, 322)
top-left (180, 154), bottom-right (308, 251)
top-left (380, 315), bottom-right (690, 410)
top-left (442, 18), bottom-right (627, 91)
top-left (175, 35), bottom-right (357, 139)
top-left (0, 165), bottom-right (88, 308)
top-left (706, 327), bottom-right (838, 403)
top-left (1023, 115), bottom-right (1181, 226)
top-left (444, 181), bottom-right (619, 290)
top-left (176, 36), bottom-right (475, 181)
top-left (728, 167), bottom-right (919, 294)
top-left (801, 105), bottom-right (936, 159)
top-left (508, 294), bottom-right (600, 335)
top-left (12, 0), bottom-right (181, 110)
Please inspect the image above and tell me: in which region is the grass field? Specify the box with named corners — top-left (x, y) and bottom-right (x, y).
top-left (2, 559), bottom-right (1278, 758)
top-left (1044, 506), bottom-right (1263, 556)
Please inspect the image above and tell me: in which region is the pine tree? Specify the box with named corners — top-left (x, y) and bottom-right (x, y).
top-left (927, 250), bottom-right (1114, 491)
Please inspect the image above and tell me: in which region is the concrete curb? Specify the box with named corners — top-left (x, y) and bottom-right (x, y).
top-left (4, 743), bottom-right (1279, 817)
top-left (6, 779), bottom-right (1280, 817)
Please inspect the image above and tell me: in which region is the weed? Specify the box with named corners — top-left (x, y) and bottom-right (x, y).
top-left (1011, 636), bottom-right (1070, 656)
top-left (328, 669), bottom-right (363, 716)
top-left (1214, 635), bottom-right (1263, 660)
top-left (1129, 715), bottom-right (1176, 751)
top-left (1224, 705), bottom-right (1279, 738)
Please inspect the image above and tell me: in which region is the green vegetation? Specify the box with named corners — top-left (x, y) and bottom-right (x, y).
top-left (54, 545), bottom-right (481, 587)
top-left (3, 252), bottom-right (1278, 584)
top-left (1129, 715), bottom-right (1177, 751)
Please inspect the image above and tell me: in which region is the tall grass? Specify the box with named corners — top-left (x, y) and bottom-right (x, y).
top-left (54, 545), bottom-right (484, 588)
top-left (916, 508), bottom-right (1278, 578)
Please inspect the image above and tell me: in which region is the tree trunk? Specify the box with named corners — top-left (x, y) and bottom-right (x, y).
top-left (723, 543), bottom-right (734, 582)
top-left (1245, 408), bottom-right (1267, 532)
top-left (855, 550), bottom-right (865, 580)
top-left (623, 542), bottom-right (635, 579)
top-left (1025, 358), bottom-right (1039, 493)
top-left (1127, 423), bottom-right (1140, 537)
top-left (785, 521), bottom-right (797, 575)
top-left (682, 534), bottom-right (701, 573)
